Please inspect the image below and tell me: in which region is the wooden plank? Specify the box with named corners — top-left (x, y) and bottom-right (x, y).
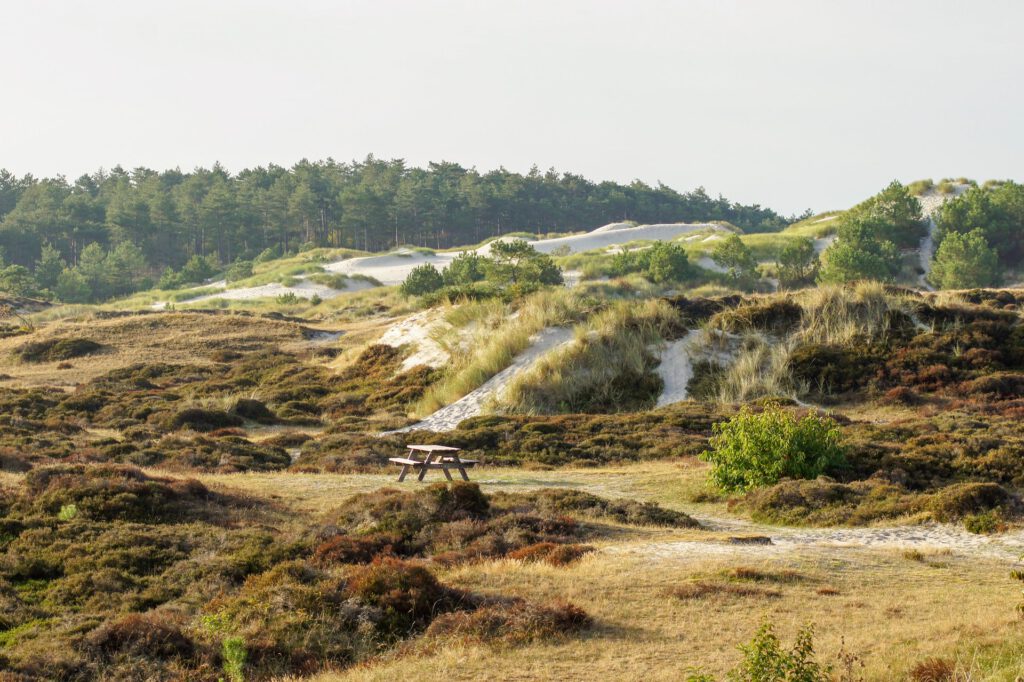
top-left (441, 457), bottom-right (477, 466)
top-left (407, 444), bottom-right (460, 452)
top-left (389, 458), bottom-right (425, 466)
top-left (397, 464), bottom-right (410, 482)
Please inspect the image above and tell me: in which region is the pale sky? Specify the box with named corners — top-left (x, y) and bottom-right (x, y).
top-left (1, 0), bottom-right (1021, 215)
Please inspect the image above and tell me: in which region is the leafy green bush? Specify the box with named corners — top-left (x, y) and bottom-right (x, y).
top-left (727, 619), bottom-right (829, 682)
top-left (928, 228), bottom-right (999, 289)
top-left (400, 263), bottom-right (444, 296)
top-left (701, 403), bottom-right (845, 492)
top-left (224, 260), bottom-right (254, 282)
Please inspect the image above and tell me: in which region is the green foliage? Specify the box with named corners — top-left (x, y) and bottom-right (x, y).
top-left (776, 238), bottom-right (818, 288)
top-left (54, 267), bottom-right (91, 302)
top-left (701, 403), bottom-right (845, 492)
top-left (222, 636), bottom-right (247, 682)
top-left (442, 251), bottom-right (487, 285)
top-left (0, 159), bottom-right (788, 307)
top-left (817, 181), bottom-right (922, 284)
top-left (57, 504), bottom-right (78, 521)
top-left (0, 263), bottom-right (39, 297)
top-left (400, 263), bottom-right (444, 296)
top-left (645, 241), bottom-right (693, 283)
top-left (727, 620), bottom-right (829, 682)
top-left (179, 254), bottom-right (219, 285)
top-left (853, 180), bottom-right (925, 248)
top-left (486, 239), bottom-right (563, 287)
top-left (712, 235), bottom-right (758, 283)
top-left (600, 242), bottom-right (693, 284)
top-left (817, 215), bottom-right (901, 284)
top-left (33, 243), bottom-right (64, 290)
top-left (224, 259), bottom-right (254, 282)
top-left (936, 182), bottom-right (1024, 265)
top-left (928, 228), bottom-right (999, 289)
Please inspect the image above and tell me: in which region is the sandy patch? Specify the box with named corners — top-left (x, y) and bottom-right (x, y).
top-left (326, 223), bottom-right (731, 286)
top-left (654, 330), bottom-right (703, 407)
top-left (391, 327), bottom-right (575, 432)
top-left (378, 310), bottom-right (451, 371)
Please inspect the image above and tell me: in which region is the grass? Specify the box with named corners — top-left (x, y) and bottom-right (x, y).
top-left (413, 288), bottom-right (599, 416)
top-left (700, 281), bottom-right (922, 402)
top-left (294, 540), bottom-right (1019, 681)
top-left (498, 298), bottom-right (680, 413)
top-left (780, 211), bottom-right (844, 239)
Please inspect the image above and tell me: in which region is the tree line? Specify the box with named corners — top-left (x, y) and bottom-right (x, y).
top-left (0, 157), bottom-right (790, 281)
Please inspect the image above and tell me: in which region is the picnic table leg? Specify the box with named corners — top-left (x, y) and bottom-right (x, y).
top-left (441, 466), bottom-right (453, 481)
top-left (398, 464), bottom-right (410, 482)
top-left (416, 454), bottom-right (432, 481)
top-left (453, 455), bottom-right (470, 481)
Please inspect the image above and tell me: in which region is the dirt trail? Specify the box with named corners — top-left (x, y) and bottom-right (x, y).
top-left (612, 510), bottom-right (1024, 562)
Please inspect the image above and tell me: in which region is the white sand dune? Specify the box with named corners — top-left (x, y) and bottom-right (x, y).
top-left (378, 310), bottom-right (451, 371)
top-left (812, 234), bottom-right (836, 254)
top-left (326, 222), bottom-right (731, 286)
top-left (391, 327), bottom-right (574, 433)
top-left (185, 277), bottom-right (375, 303)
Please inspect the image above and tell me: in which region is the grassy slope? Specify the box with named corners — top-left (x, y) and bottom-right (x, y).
top-left (187, 463), bottom-right (1023, 682)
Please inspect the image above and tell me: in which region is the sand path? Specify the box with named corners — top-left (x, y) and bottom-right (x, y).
top-left (391, 327), bottom-right (575, 433)
top-left (611, 511), bottom-right (1024, 562)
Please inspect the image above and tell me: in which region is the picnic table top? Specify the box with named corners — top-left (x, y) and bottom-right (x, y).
top-left (406, 444), bottom-right (461, 452)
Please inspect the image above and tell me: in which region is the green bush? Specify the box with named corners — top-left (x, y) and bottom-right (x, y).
top-left (224, 260), bottom-right (254, 283)
top-left (701, 403), bottom-right (845, 492)
top-left (400, 263), bottom-right (444, 296)
top-left (727, 619), bottom-right (829, 682)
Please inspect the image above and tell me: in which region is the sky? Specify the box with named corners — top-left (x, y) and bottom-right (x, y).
top-left (1, 0), bottom-right (1022, 216)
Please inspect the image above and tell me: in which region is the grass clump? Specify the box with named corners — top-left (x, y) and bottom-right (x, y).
top-left (499, 298), bottom-right (681, 413)
top-left (414, 288), bottom-right (598, 415)
top-left (701, 403), bottom-right (845, 492)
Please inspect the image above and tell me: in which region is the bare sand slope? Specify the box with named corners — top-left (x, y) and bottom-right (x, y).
top-left (391, 327), bottom-right (574, 433)
top-left (326, 222), bottom-right (731, 285)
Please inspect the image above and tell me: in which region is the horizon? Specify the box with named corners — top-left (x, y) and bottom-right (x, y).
top-left (3, 0), bottom-right (1022, 216)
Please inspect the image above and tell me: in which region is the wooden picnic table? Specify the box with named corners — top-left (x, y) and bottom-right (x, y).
top-left (389, 444), bottom-right (478, 482)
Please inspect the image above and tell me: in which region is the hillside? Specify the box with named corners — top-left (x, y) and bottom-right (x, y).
top-left (4, 178), bottom-right (1024, 680)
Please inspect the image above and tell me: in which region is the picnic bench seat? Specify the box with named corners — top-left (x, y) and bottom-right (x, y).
top-left (389, 445), bottom-right (477, 482)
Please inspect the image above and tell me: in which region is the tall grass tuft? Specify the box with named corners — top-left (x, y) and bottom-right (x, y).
top-left (706, 282), bottom-right (920, 403)
top-left (413, 288), bottom-right (598, 415)
top-left (497, 298), bottom-right (681, 413)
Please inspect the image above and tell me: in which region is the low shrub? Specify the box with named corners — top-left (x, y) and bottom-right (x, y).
top-left (908, 657), bottom-right (956, 682)
top-left (164, 408), bottom-right (243, 432)
top-left (506, 542), bottom-right (594, 565)
top-left (669, 581), bottom-right (779, 600)
top-left (346, 558), bottom-right (466, 637)
top-left (17, 337), bottom-right (103, 363)
top-left (87, 611), bottom-right (196, 661)
top-left (701, 403), bottom-right (845, 492)
top-left (424, 599), bottom-right (591, 645)
top-left (927, 482), bottom-right (1009, 521)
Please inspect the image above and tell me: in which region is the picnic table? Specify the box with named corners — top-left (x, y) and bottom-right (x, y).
top-left (389, 444), bottom-right (478, 482)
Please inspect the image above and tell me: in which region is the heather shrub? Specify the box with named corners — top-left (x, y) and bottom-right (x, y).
top-left (424, 599), bottom-right (591, 645)
top-left (506, 542), bottom-right (594, 565)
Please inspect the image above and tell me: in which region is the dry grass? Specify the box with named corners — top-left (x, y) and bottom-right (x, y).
top-left (288, 548), bottom-right (1019, 681)
top-left (413, 288), bottom-right (596, 415)
top-left (0, 312), bottom-right (318, 388)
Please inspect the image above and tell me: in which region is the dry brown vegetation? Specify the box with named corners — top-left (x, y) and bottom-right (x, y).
top-left (5, 286), bottom-right (1024, 679)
